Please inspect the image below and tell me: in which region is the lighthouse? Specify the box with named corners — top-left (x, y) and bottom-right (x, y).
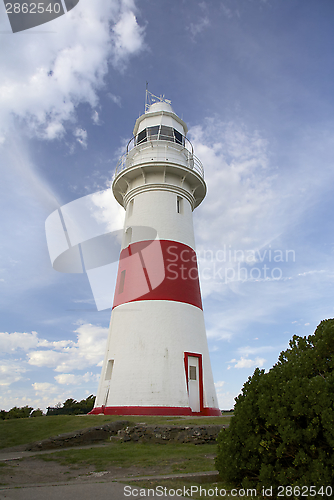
top-left (90, 94), bottom-right (220, 416)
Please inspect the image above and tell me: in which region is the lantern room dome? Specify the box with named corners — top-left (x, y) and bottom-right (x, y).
top-left (146, 101), bottom-right (174, 114)
top-left (133, 100), bottom-right (188, 137)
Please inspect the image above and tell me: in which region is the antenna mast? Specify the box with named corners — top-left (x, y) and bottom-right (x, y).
top-left (145, 88), bottom-right (172, 113)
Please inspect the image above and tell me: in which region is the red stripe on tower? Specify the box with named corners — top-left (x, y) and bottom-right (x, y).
top-left (113, 240), bottom-right (203, 310)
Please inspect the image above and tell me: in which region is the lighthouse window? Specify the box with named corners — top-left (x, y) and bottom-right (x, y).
top-left (128, 199), bottom-right (134, 217)
top-left (137, 129), bottom-right (147, 144)
top-left (160, 125), bottom-right (174, 142)
top-left (105, 359), bottom-right (114, 380)
top-left (174, 129), bottom-right (183, 145)
top-left (147, 126), bottom-right (159, 140)
top-left (119, 270), bottom-right (126, 294)
top-left (189, 366), bottom-right (197, 380)
top-left (136, 126), bottom-right (185, 146)
top-left (177, 196), bottom-right (182, 214)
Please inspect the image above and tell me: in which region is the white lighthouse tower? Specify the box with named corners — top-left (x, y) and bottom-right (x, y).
top-left (90, 94), bottom-right (220, 416)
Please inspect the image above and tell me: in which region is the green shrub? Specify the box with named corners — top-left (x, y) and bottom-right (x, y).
top-left (0, 405), bottom-right (33, 420)
top-left (216, 319), bottom-right (334, 490)
top-left (46, 395), bottom-right (95, 415)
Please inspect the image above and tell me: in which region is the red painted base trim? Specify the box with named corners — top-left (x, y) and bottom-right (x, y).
top-left (88, 406), bottom-right (222, 416)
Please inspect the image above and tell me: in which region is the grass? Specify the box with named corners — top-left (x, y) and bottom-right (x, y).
top-left (0, 414), bottom-right (229, 450)
top-left (40, 441), bottom-right (218, 473)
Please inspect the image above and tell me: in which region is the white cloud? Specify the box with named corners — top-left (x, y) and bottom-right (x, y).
top-left (236, 345), bottom-right (275, 357)
top-left (74, 128), bottom-right (88, 148)
top-left (92, 110), bottom-right (101, 125)
top-left (0, 331), bottom-right (75, 354)
top-left (205, 297), bottom-right (277, 342)
top-left (189, 118), bottom-right (286, 303)
top-left (188, 17), bottom-right (210, 38)
top-left (190, 119), bottom-right (274, 253)
top-left (32, 382), bottom-right (59, 394)
top-left (110, 10), bottom-right (146, 69)
top-left (107, 93), bottom-right (122, 107)
top-left (206, 326), bottom-right (233, 341)
top-left (26, 323), bottom-right (109, 372)
top-left (298, 270), bottom-right (326, 276)
top-left (214, 381), bottom-right (237, 410)
top-left (0, 0), bottom-right (145, 142)
top-left (28, 350), bottom-right (66, 369)
top-left (90, 189), bottom-right (125, 233)
top-left (0, 323), bottom-right (108, 391)
top-left (71, 323), bottom-right (109, 367)
top-left (54, 372), bottom-right (99, 385)
top-left (227, 356), bottom-right (266, 369)
top-left (0, 360), bottom-right (27, 386)
top-left (216, 391), bottom-right (236, 410)
top-left (0, 324), bottom-right (107, 409)
top-left (189, 115), bottom-right (334, 334)
top-left (0, 331), bottom-right (40, 353)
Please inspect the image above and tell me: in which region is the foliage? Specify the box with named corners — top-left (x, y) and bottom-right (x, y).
top-left (0, 405), bottom-right (33, 420)
top-left (0, 395), bottom-right (96, 421)
top-left (30, 409), bottom-right (44, 417)
top-left (46, 395), bottom-right (95, 415)
top-left (216, 319), bottom-right (334, 490)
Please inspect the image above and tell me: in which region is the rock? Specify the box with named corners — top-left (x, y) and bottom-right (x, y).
top-left (25, 420), bottom-right (130, 451)
top-left (25, 422), bottom-right (227, 451)
top-left (117, 424), bottom-right (226, 444)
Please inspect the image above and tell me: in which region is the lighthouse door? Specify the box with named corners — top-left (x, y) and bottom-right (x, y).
top-left (187, 355), bottom-right (200, 413)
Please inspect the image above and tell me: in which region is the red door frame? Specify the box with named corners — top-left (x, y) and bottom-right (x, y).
top-left (184, 352), bottom-right (204, 413)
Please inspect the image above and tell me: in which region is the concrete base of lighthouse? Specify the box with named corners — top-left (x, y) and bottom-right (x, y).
top-left (90, 300), bottom-right (221, 417)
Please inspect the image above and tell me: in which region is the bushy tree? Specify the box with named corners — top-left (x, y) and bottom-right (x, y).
top-left (216, 319), bottom-right (334, 490)
top-left (0, 405), bottom-right (33, 419)
top-left (46, 395), bottom-right (95, 415)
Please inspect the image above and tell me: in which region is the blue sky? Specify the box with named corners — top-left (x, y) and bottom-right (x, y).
top-left (1, 0), bottom-right (334, 411)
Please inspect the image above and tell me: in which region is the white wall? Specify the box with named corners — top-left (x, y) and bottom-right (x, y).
top-left (95, 300), bottom-right (218, 410)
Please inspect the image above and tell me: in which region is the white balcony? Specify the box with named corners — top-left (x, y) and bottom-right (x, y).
top-left (114, 138), bottom-right (204, 180)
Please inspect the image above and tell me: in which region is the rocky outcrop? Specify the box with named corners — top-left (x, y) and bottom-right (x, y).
top-left (25, 420), bottom-right (130, 451)
top-left (25, 422), bottom-right (227, 451)
top-left (117, 424), bottom-right (226, 444)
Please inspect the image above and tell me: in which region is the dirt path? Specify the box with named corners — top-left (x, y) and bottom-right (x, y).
top-left (0, 454), bottom-right (169, 487)
top-left (0, 443), bottom-right (216, 488)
